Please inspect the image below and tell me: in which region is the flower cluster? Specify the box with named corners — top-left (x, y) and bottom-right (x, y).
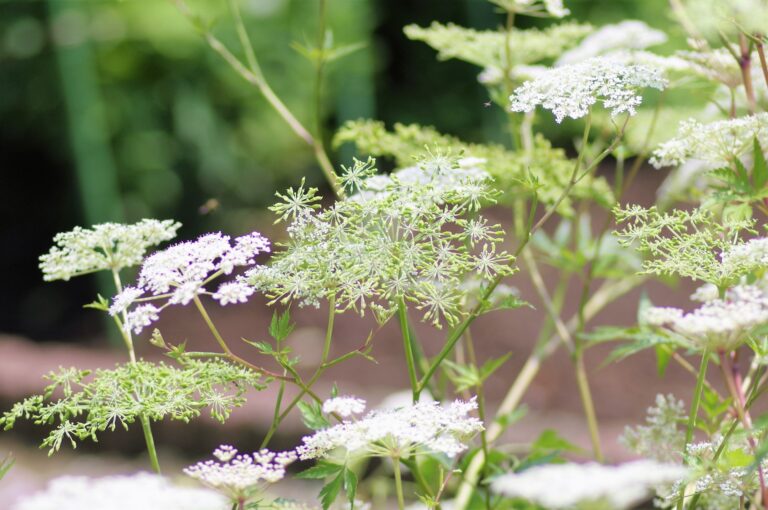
top-left (720, 236), bottom-right (768, 274)
top-left (112, 232), bottom-right (270, 334)
top-left (556, 20), bottom-right (667, 65)
top-left (13, 473), bottom-right (227, 510)
top-left (322, 396), bottom-right (367, 418)
top-left (642, 285), bottom-right (768, 351)
top-left (510, 57), bottom-right (667, 122)
top-left (297, 397), bottom-right (483, 460)
top-left (621, 394), bottom-right (686, 463)
top-left (651, 114), bottom-right (768, 168)
top-left (490, 460), bottom-right (687, 510)
top-left (39, 219), bottom-right (180, 281)
top-left (248, 157), bottom-right (514, 327)
top-left (184, 445), bottom-right (296, 501)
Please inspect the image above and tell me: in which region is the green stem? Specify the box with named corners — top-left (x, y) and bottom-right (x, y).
top-left (140, 414), bottom-right (161, 474)
top-left (392, 458), bottom-right (406, 510)
top-left (111, 270), bottom-right (161, 473)
top-left (574, 349), bottom-right (604, 462)
top-left (398, 297), bottom-right (419, 402)
top-left (677, 350), bottom-right (710, 510)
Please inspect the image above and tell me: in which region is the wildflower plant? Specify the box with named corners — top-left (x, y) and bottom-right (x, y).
top-left (13, 0), bottom-right (768, 510)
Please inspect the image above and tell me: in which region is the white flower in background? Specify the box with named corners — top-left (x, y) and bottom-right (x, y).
top-left (108, 285), bottom-right (143, 316)
top-left (184, 446), bottom-right (296, 500)
top-left (690, 283), bottom-right (720, 303)
top-left (297, 397), bottom-right (483, 460)
top-left (322, 396), bottom-right (367, 417)
top-left (642, 285), bottom-right (768, 351)
top-left (556, 20), bottom-right (667, 65)
top-left (123, 304), bottom-right (161, 335)
top-left (721, 237), bottom-right (768, 273)
top-left (650, 114), bottom-right (768, 168)
top-left (490, 461), bottom-right (687, 510)
top-left (39, 219), bottom-right (180, 281)
top-left (12, 472), bottom-right (227, 510)
top-left (510, 57), bottom-right (666, 123)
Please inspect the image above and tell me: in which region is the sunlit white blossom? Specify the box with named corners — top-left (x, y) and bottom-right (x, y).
top-left (12, 472), bottom-right (227, 510)
top-left (322, 396), bottom-right (367, 417)
top-left (651, 114), bottom-right (768, 168)
top-left (297, 397), bottom-right (483, 460)
top-left (720, 237), bottom-right (768, 273)
top-left (39, 219), bottom-right (180, 281)
top-left (491, 460), bottom-right (687, 510)
top-left (510, 57), bottom-right (666, 122)
top-left (123, 304), bottom-right (161, 335)
top-left (556, 20), bottom-right (667, 65)
top-left (642, 285), bottom-right (768, 350)
top-left (184, 446), bottom-right (296, 500)
top-left (109, 286), bottom-right (143, 316)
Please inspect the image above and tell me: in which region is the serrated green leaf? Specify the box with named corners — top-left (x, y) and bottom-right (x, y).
top-left (753, 137), bottom-right (768, 189)
top-left (269, 310), bottom-right (294, 343)
top-left (320, 470), bottom-right (344, 510)
top-left (480, 353), bottom-right (512, 379)
top-left (296, 460), bottom-right (344, 479)
top-left (531, 429), bottom-right (581, 454)
top-left (298, 400), bottom-right (331, 430)
top-left (344, 467), bottom-right (358, 508)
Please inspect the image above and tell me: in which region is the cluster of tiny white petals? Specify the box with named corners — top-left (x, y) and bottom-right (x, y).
top-left (651, 114), bottom-right (768, 168)
top-left (642, 285), bottom-right (768, 351)
top-left (505, 0), bottom-right (570, 17)
top-left (39, 219), bottom-right (180, 281)
top-left (509, 57), bottom-right (666, 122)
top-left (184, 446), bottom-right (296, 499)
top-left (690, 283), bottom-right (720, 303)
top-left (12, 472), bottom-right (227, 510)
top-left (556, 20), bottom-right (667, 65)
top-left (322, 396), bottom-right (367, 417)
top-left (721, 237), bottom-right (768, 273)
top-left (112, 232), bottom-right (269, 334)
top-left (297, 397), bottom-right (483, 460)
top-left (213, 281), bottom-right (255, 306)
top-left (351, 158), bottom-right (490, 204)
top-left (124, 304), bottom-right (161, 335)
top-left (109, 286), bottom-right (144, 316)
top-left (490, 461), bottom-right (687, 510)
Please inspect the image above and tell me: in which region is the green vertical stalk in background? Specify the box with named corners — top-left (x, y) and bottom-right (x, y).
top-left (48, 0), bottom-right (124, 346)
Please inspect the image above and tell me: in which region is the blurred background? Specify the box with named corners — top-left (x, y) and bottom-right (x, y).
top-left (0, 0), bottom-right (698, 503)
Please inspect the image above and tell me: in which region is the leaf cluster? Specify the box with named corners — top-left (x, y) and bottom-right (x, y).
top-left (0, 360), bottom-right (263, 454)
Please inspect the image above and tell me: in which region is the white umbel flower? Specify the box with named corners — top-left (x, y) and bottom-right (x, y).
top-left (39, 219), bottom-right (180, 281)
top-left (297, 397), bottom-right (483, 460)
top-left (12, 472), bottom-right (227, 510)
top-left (556, 20), bottom-right (667, 65)
top-left (213, 281), bottom-right (255, 306)
top-left (322, 396), bottom-right (367, 417)
top-left (490, 460), bottom-right (687, 510)
top-left (643, 285), bottom-right (768, 351)
top-left (184, 446), bottom-right (296, 500)
top-left (721, 237), bottom-right (768, 272)
top-left (510, 57), bottom-right (666, 122)
top-left (650, 114), bottom-right (768, 168)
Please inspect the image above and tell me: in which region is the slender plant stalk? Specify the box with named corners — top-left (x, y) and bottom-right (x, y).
top-left (756, 38), bottom-right (768, 91)
top-left (398, 297), bottom-right (420, 402)
top-left (739, 33), bottom-right (757, 113)
top-left (392, 458), bottom-right (406, 510)
top-left (574, 349), bottom-right (604, 462)
top-left (111, 270), bottom-right (161, 473)
top-left (677, 350), bottom-right (711, 510)
top-left (174, 0), bottom-right (343, 197)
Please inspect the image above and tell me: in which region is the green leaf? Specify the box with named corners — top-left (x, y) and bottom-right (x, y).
top-left (296, 460), bottom-right (344, 480)
top-left (531, 429), bottom-right (581, 454)
top-left (654, 344), bottom-right (672, 377)
top-left (298, 400), bottom-right (331, 430)
top-left (319, 470), bottom-right (344, 510)
top-left (344, 467), bottom-right (358, 508)
top-left (0, 454), bottom-right (14, 480)
top-left (480, 353), bottom-right (512, 380)
top-left (753, 137), bottom-right (768, 189)
top-left (269, 310), bottom-right (295, 343)
top-left (84, 294), bottom-right (109, 311)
